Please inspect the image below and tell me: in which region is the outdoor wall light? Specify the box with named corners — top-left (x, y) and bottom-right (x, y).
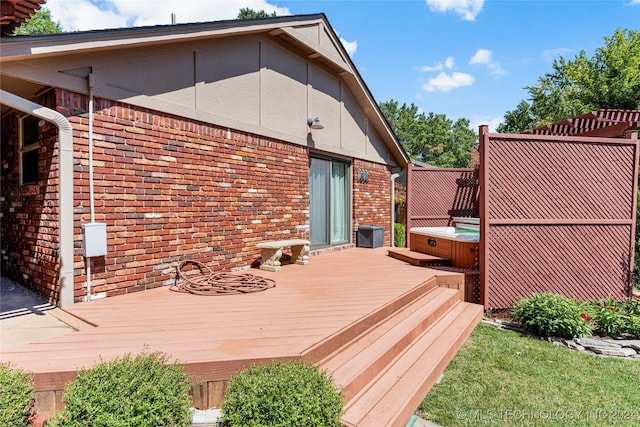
top-left (307, 117), bottom-right (324, 130)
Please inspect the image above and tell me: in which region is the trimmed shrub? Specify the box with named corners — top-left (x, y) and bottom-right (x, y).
top-left (394, 223), bottom-right (406, 248)
top-left (0, 364), bottom-right (34, 427)
top-left (511, 293), bottom-right (592, 339)
top-left (48, 352), bottom-right (192, 427)
top-left (222, 360), bottom-right (343, 427)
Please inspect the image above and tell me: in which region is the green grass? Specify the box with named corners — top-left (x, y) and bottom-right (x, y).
top-left (418, 323), bottom-right (640, 426)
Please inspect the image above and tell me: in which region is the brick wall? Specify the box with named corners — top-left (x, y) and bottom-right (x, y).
top-left (56, 89), bottom-right (310, 301)
top-left (352, 159), bottom-right (392, 246)
top-left (2, 88), bottom-right (396, 303)
top-left (471, 145), bottom-right (480, 167)
top-left (0, 90), bottom-right (61, 302)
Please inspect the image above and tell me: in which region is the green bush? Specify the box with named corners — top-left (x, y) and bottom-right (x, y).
top-left (48, 352), bottom-right (192, 427)
top-left (394, 223), bottom-right (405, 248)
top-left (592, 297), bottom-right (640, 338)
top-left (0, 364), bottom-right (34, 427)
top-left (626, 315), bottom-right (640, 338)
top-left (222, 360), bottom-right (343, 427)
top-left (625, 294), bottom-right (640, 316)
top-left (511, 293), bottom-right (592, 339)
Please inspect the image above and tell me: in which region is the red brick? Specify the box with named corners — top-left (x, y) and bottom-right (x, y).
top-left (2, 88), bottom-right (392, 304)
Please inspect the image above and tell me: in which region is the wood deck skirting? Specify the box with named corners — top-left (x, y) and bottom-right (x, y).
top-left (0, 247), bottom-right (479, 422)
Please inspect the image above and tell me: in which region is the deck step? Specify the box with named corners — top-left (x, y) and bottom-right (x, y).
top-left (387, 248), bottom-right (451, 267)
top-left (319, 287), bottom-right (461, 402)
top-left (339, 302), bottom-right (483, 427)
top-left (304, 278), bottom-right (439, 362)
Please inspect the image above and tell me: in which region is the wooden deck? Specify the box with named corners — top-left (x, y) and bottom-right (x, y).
top-left (0, 247), bottom-right (482, 426)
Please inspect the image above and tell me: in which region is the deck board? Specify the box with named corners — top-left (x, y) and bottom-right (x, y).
top-left (1, 247), bottom-right (451, 382)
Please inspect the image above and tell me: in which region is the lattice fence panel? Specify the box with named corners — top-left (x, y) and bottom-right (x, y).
top-left (409, 167), bottom-right (478, 228)
top-left (486, 225), bottom-right (632, 309)
top-left (487, 138), bottom-right (635, 220)
top-left (482, 132), bottom-right (638, 309)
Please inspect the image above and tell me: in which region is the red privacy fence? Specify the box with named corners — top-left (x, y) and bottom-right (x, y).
top-left (405, 163), bottom-right (478, 233)
top-left (479, 126), bottom-right (639, 309)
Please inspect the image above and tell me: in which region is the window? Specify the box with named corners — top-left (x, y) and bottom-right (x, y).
top-left (20, 115), bottom-right (40, 184)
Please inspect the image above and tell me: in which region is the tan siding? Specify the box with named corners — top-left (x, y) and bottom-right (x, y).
top-left (341, 89), bottom-right (366, 153)
top-left (309, 65), bottom-right (341, 148)
top-left (1, 29), bottom-right (396, 165)
top-left (195, 41), bottom-right (261, 125)
top-left (261, 42), bottom-right (307, 136)
top-left (97, 50), bottom-right (195, 107)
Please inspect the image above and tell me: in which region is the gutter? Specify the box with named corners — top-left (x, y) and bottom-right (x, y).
top-left (0, 89), bottom-right (75, 307)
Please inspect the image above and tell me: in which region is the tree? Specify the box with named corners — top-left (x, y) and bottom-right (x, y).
top-left (496, 101), bottom-right (534, 133)
top-left (13, 8), bottom-right (62, 35)
top-left (499, 28), bottom-right (640, 133)
top-left (380, 100), bottom-right (477, 168)
top-left (237, 8), bottom-right (277, 20)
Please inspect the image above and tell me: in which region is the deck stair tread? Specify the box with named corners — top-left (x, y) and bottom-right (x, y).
top-left (387, 248), bottom-right (451, 267)
top-left (319, 287), bottom-right (460, 401)
top-left (338, 302), bottom-right (483, 427)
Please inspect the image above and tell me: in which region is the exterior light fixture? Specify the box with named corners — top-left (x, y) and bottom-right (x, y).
top-left (307, 117), bottom-right (324, 130)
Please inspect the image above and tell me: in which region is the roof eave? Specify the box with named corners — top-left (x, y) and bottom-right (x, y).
top-left (1, 13), bottom-right (409, 167)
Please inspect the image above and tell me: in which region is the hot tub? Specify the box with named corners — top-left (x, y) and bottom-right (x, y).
top-left (409, 218), bottom-right (479, 269)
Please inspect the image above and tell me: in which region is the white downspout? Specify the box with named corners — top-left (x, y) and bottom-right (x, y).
top-left (1, 89), bottom-right (75, 307)
top-left (88, 74), bottom-right (96, 223)
top-left (86, 74), bottom-right (95, 301)
top-left (391, 172), bottom-right (400, 247)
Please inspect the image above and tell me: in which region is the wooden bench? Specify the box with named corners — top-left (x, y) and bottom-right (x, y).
top-left (256, 239), bottom-right (310, 272)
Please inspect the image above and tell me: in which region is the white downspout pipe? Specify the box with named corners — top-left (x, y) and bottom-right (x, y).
top-left (390, 172), bottom-right (400, 247)
top-left (1, 89), bottom-right (75, 307)
top-left (86, 74), bottom-right (95, 301)
top-left (88, 74), bottom-right (96, 223)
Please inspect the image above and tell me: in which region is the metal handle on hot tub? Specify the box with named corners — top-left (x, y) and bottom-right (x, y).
top-left (428, 238), bottom-right (437, 247)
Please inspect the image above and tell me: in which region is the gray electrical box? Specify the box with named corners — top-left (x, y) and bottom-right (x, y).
top-left (82, 222), bottom-right (107, 257)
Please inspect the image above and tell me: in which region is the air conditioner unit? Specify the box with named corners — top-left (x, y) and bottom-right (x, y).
top-left (356, 225), bottom-right (384, 248)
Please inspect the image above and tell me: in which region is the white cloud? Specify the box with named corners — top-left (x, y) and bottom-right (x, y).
top-left (340, 38), bottom-right (358, 56)
top-left (48, 0), bottom-right (291, 31)
top-left (420, 57), bottom-right (455, 72)
top-left (425, 0), bottom-right (484, 21)
top-left (488, 63), bottom-right (507, 76)
top-left (47, 0), bottom-right (128, 31)
top-left (444, 57), bottom-right (455, 69)
top-left (469, 48), bottom-right (491, 65)
top-left (470, 116), bottom-right (502, 133)
top-left (626, 0), bottom-right (640, 5)
top-left (423, 72), bottom-right (474, 92)
top-left (336, 31), bottom-right (358, 56)
top-left (339, 37), bottom-right (358, 56)
top-left (469, 48), bottom-right (507, 76)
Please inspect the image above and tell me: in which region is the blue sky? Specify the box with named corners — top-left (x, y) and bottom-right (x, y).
top-left (46, 0), bottom-right (640, 131)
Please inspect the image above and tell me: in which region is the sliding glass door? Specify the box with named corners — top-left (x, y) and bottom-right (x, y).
top-left (309, 156), bottom-right (350, 247)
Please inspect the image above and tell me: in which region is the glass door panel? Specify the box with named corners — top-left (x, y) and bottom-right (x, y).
top-left (309, 156), bottom-right (350, 248)
top-left (309, 157), bottom-right (329, 246)
top-left (331, 162), bottom-right (348, 244)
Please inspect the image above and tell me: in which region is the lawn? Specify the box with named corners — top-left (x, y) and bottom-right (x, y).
top-left (418, 323), bottom-right (640, 426)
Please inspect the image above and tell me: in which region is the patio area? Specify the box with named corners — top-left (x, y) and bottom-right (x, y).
top-left (0, 247), bottom-right (482, 426)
